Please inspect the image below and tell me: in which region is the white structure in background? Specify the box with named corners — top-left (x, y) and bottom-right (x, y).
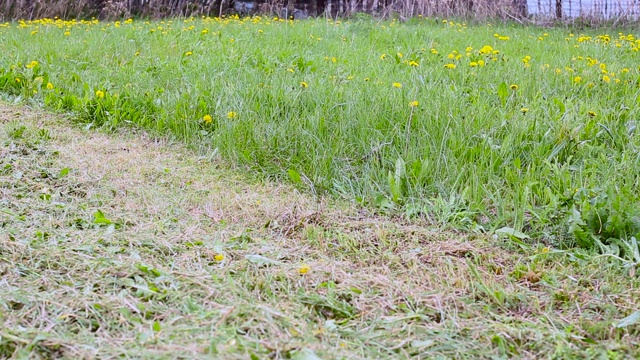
top-left (233, 0), bottom-right (255, 13)
top-left (528, 0), bottom-right (640, 18)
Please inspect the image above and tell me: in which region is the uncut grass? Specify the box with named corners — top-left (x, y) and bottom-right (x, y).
top-left (1, 18), bottom-right (639, 242)
top-left (2, 105), bottom-right (640, 358)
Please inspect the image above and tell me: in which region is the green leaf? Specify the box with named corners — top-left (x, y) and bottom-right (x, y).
top-left (388, 171), bottom-right (398, 202)
top-left (93, 210), bottom-right (112, 225)
top-left (497, 82), bottom-right (508, 106)
top-left (58, 167), bottom-right (70, 178)
top-left (568, 205), bottom-right (594, 249)
top-left (394, 157), bottom-right (406, 180)
top-left (616, 310), bottom-right (640, 328)
top-left (153, 321), bottom-right (161, 332)
top-left (373, 193), bottom-right (395, 211)
top-left (287, 169), bottom-right (303, 185)
top-left (547, 140), bottom-right (568, 162)
top-left (495, 227), bottom-right (530, 240)
top-left (552, 97), bottom-right (566, 114)
top-left (388, 157), bottom-right (406, 204)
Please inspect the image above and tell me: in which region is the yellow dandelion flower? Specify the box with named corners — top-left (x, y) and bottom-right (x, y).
top-left (14, 78), bottom-right (20, 83)
top-left (203, 114), bottom-right (213, 124)
top-left (573, 76), bottom-right (582, 84)
top-left (521, 108), bottom-right (529, 114)
top-left (479, 45), bottom-right (493, 54)
top-left (64, 31), bottom-right (70, 36)
top-left (510, 84), bottom-right (518, 90)
top-left (380, 53), bottom-right (387, 60)
top-left (397, 52), bottom-right (403, 58)
top-left (602, 75), bottom-right (611, 83)
top-left (299, 264), bottom-right (311, 275)
top-left (469, 62), bottom-right (478, 67)
top-left (409, 101), bottom-right (419, 107)
top-left (287, 68), bottom-right (294, 73)
top-left (214, 254), bottom-right (225, 262)
top-left (409, 60), bottom-right (419, 67)
top-left (25, 61), bottom-right (39, 69)
top-left (300, 81), bottom-right (308, 88)
top-left (392, 82), bottom-right (402, 88)
top-left (227, 111), bottom-right (237, 119)
top-left (95, 90), bottom-right (105, 98)
top-left (444, 63), bottom-right (456, 69)
top-left (478, 59), bottom-right (485, 67)
top-left (46, 82), bottom-right (54, 90)
top-left (541, 247), bottom-right (550, 253)
top-left (588, 111), bottom-right (597, 117)
top-left (185, 51), bottom-right (193, 56)
top-left (331, 57), bottom-right (337, 63)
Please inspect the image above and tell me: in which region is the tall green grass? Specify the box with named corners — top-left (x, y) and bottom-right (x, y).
top-left (1, 17), bottom-right (640, 257)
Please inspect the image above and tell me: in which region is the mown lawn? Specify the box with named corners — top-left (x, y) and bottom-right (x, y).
top-left (1, 16), bottom-right (640, 358)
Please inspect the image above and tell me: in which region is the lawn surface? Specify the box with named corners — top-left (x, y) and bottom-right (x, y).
top-left (1, 104), bottom-right (640, 358)
top-left (1, 17), bottom-right (640, 254)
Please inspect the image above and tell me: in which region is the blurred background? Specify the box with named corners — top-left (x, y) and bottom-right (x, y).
top-left (1, 0), bottom-right (638, 24)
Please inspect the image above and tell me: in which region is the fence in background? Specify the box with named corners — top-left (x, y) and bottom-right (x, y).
top-left (529, 0), bottom-right (640, 19)
top-left (0, 0), bottom-right (639, 21)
